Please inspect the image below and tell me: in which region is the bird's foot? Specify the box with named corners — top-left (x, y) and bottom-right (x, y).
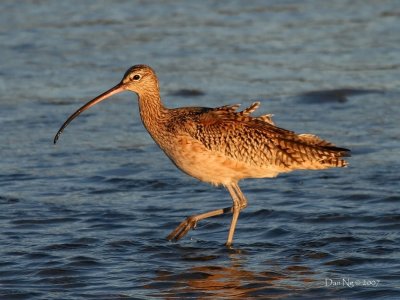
top-left (225, 242), bottom-right (233, 249)
top-left (166, 216), bottom-right (198, 242)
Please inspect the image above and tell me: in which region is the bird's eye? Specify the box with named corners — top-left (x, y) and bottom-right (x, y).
top-left (132, 74), bottom-right (141, 81)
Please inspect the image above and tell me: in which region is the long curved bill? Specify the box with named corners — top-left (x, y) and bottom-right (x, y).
top-left (54, 82), bottom-right (125, 144)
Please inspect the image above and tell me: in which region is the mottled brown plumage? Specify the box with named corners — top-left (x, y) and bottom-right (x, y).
top-left (54, 64), bottom-right (350, 246)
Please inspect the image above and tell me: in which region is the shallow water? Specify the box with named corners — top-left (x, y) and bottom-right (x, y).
top-left (1, 0), bottom-right (400, 299)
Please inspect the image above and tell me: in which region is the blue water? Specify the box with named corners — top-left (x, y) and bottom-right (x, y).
top-left (1, 1), bottom-right (399, 299)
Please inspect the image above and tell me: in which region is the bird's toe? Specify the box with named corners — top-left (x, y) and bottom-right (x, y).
top-left (166, 216), bottom-right (197, 241)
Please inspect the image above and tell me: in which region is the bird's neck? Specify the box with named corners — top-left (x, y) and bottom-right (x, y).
top-left (137, 92), bottom-right (168, 139)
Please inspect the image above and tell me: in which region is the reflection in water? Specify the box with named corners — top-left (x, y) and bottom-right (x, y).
top-left (146, 249), bottom-right (318, 299)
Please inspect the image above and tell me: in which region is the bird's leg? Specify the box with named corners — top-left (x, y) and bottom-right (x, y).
top-left (167, 206), bottom-right (233, 242)
top-left (225, 183), bottom-right (248, 247)
top-left (166, 183), bottom-right (248, 244)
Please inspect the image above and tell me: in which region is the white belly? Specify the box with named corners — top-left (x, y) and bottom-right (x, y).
top-left (161, 136), bottom-right (282, 186)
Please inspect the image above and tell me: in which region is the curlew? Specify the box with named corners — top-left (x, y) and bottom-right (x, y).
top-left (54, 65), bottom-right (350, 246)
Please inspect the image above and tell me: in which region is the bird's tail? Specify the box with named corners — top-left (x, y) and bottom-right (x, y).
top-left (298, 134), bottom-right (351, 168)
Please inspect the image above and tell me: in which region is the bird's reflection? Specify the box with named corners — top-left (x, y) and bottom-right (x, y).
top-left (145, 246), bottom-right (317, 299)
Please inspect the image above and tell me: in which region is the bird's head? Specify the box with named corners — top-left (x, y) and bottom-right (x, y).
top-left (121, 64), bottom-right (159, 95)
top-left (53, 64), bottom-right (158, 144)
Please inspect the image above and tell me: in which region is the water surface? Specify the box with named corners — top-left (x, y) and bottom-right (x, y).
top-left (1, 1), bottom-right (399, 299)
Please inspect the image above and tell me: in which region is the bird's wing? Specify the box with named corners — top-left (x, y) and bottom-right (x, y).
top-left (177, 102), bottom-right (297, 167)
top-left (206, 102), bottom-right (276, 126)
top-left (177, 102), bottom-right (349, 168)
